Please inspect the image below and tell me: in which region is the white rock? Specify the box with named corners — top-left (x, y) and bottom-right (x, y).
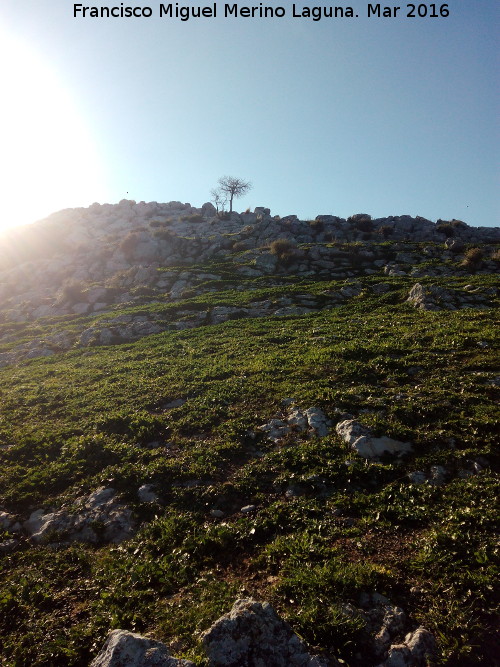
top-left (90, 629), bottom-right (194, 667)
top-left (404, 626), bottom-right (436, 660)
top-left (86, 487), bottom-right (116, 508)
top-left (240, 505), bottom-right (256, 513)
top-left (336, 420), bottom-right (412, 459)
top-left (259, 418), bottom-right (290, 442)
top-left (304, 407), bottom-right (331, 437)
top-left (23, 509), bottom-right (46, 535)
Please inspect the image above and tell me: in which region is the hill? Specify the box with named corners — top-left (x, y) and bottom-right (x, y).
top-left (0, 202), bottom-right (498, 666)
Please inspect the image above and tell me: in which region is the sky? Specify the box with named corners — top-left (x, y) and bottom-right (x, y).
top-left (0, 0), bottom-right (498, 231)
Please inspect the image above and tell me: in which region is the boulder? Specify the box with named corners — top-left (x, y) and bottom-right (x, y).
top-left (202, 202), bottom-right (217, 218)
top-left (254, 207), bottom-right (271, 216)
top-left (336, 420), bottom-right (412, 459)
top-left (201, 598), bottom-right (329, 666)
top-left (90, 629), bottom-right (195, 667)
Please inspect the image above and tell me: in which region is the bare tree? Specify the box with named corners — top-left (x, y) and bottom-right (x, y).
top-left (216, 176), bottom-right (252, 213)
top-left (210, 187), bottom-right (227, 214)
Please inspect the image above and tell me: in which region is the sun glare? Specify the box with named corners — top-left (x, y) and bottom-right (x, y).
top-left (0, 26), bottom-right (108, 232)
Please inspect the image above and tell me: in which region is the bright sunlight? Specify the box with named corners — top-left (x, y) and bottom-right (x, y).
top-left (0, 25), bottom-right (108, 232)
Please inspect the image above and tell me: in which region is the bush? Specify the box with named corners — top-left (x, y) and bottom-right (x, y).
top-left (436, 222), bottom-right (455, 237)
top-left (451, 219), bottom-right (467, 229)
top-left (461, 247), bottom-right (484, 269)
top-left (269, 239), bottom-right (298, 264)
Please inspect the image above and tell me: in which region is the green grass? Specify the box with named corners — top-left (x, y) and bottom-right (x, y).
top-left (0, 263), bottom-right (498, 665)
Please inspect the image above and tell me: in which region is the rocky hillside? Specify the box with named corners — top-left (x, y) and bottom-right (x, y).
top-left (0, 202), bottom-right (498, 666)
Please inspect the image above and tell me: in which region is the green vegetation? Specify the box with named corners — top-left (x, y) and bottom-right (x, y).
top-left (0, 249), bottom-right (498, 665)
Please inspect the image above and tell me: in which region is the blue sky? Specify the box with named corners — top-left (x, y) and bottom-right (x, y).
top-left (0, 1), bottom-right (498, 229)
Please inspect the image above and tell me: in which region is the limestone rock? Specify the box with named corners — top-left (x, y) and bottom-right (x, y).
top-left (202, 202), bottom-right (217, 218)
top-left (376, 627), bottom-right (436, 667)
top-left (336, 420), bottom-right (412, 459)
top-left (90, 629), bottom-right (195, 667)
top-left (303, 407), bottom-right (331, 437)
top-left (201, 598), bottom-right (329, 666)
top-left (254, 253), bottom-right (278, 273)
top-left (258, 418), bottom-right (290, 442)
top-left (138, 484), bottom-right (158, 503)
top-left (25, 487), bottom-right (135, 545)
top-left (260, 406), bottom-right (331, 443)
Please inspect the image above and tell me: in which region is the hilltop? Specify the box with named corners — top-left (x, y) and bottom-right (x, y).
top-left (0, 202), bottom-right (498, 666)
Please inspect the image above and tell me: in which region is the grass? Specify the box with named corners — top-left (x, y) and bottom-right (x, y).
top-left (0, 247), bottom-right (498, 665)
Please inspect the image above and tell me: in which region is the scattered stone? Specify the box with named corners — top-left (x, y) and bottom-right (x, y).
top-left (210, 509), bottom-right (225, 519)
top-left (377, 627), bottom-right (436, 667)
top-left (259, 418), bottom-right (290, 442)
top-left (24, 487), bottom-right (135, 545)
top-left (336, 420), bottom-right (412, 459)
top-left (137, 484), bottom-right (158, 503)
top-left (303, 407), bottom-right (331, 437)
top-left (201, 598), bottom-right (330, 666)
top-left (240, 505), bottom-right (256, 514)
top-left (90, 629), bottom-right (195, 667)
top-left (259, 405), bottom-right (331, 442)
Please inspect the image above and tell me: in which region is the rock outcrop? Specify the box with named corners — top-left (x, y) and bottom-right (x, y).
top-left (90, 629), bottom-right (195, 667)
top-left (23, 487), bottom-right (135, 545)
top-left (336, 420), bottom-right (412, 459)
top-left (201, 598), bottom-right (330, 666)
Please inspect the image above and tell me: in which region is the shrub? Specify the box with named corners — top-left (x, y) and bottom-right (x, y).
top-left (461, 247), bottom-right (484, 269)
top-left (451, 219), bottom-right (467, 229)
top-left (269, 239), bottom-right (298, 264)
top-left (436, 222), bottom-right (455, 237)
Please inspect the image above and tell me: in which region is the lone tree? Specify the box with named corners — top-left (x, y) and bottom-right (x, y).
top-left (216, 176), bottom-right (252, 213)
